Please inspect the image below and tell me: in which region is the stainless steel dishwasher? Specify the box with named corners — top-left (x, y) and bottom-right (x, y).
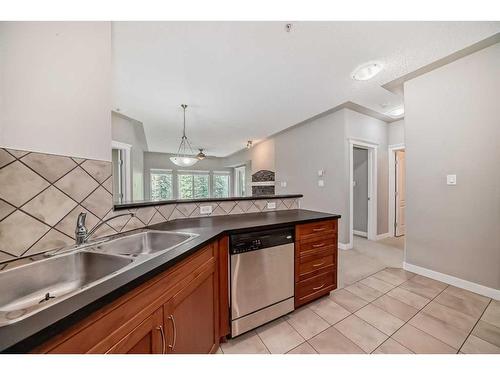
top-left (230, 226), bottom-right (294, 337)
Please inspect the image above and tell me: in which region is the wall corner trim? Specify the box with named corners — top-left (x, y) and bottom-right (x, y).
top-left (338, 242), bottom-right (352, 250)
top-left (376, 233), bottom-right (391, 240)
top-left (403, 262), bottom-right (500, 300)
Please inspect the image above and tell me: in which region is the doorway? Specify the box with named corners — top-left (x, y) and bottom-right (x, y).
top-left (353, 147), bottom-right (368, 238)
top-left (349, 139), bottom-right (378, 248)
top-left (111, 141), bottom-right (132, 202)
top-left (388, 144), bottom-right (406, 237)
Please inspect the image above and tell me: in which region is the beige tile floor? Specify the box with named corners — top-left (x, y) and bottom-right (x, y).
top-left (220, 236), bottom-right (500, 354)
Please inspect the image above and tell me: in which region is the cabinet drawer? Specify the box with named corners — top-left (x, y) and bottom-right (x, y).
top-left (296, 235), bottom-right (336, 256)
top-left (295, 271), bottom-right (336, 308)
top-left (298, 254), bottom-right (335, 279)
top-left (296, 220), bottom-right (337, 241)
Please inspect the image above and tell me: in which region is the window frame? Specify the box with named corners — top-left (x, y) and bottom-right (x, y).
top-left (177, 170), bottom-right (211, 199)
top-left (212, 170), bottom-right (231, 198)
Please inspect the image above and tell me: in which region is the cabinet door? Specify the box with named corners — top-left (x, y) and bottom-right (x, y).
top-left (164, 260), bottom-right (218, 354)
top-left (106, 308), bottom-right (165, 354)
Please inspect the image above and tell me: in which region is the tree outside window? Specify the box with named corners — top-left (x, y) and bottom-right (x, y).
top-left (151, 170), bottom-right (173, 200)
top-left (213, 173), bottom-right (230, 198)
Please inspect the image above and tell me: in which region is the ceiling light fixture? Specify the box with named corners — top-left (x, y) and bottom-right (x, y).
top-left (352, 62), bottom-right (383, 81)
top-left (196, 148), bottom-right (206, 160)
top-left (170, 104), bottom-right (199, 167)
top-left (246, 140), bottom-right (253, 149)
top-left (388, 106), bottom-right (405, 117)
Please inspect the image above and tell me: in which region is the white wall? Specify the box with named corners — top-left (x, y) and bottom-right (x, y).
top-left (404, 43), bottom-right (500, 290)
top-left (388, 119), bottom-right (405, 145)
top-left (112, 112), bottom-right (149, 200)
top-left (0, 22), bottom-right (112, 161)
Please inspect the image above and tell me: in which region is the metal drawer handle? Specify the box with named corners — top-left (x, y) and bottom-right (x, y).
top-left (312, 227), bottom-right (326, 232)
top-left (312, 243), bottom-right (325, 248)
top-left (313, 283), bottom-right (326, 291)
top-left (168, 314), bottom-right (177, 350)
top-left (157, 325), bottom-right (166, 354)
top-left (313, 261), bottom-right (325, 267)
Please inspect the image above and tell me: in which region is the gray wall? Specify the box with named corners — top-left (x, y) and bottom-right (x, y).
top-left (112, 112), bottom-right (149, 200)
top-left (274, 109), bottom-right (350, 242)
top-left (143, 152), bottom-right (233, 200)
top-left (388, 119), bottom-right (405, 145)
top-left (353, 148), bottom-right (368, 233)
top-left (404, 43), bottom-right (500, 289)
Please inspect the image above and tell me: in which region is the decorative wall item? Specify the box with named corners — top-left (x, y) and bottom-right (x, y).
top-left (251, 169), bottom-right (276, 195)
top-left (0, 148), bottom-right (299, 262)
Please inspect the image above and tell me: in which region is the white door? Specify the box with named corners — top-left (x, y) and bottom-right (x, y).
top-left (395, 150), bottom-right (406, 236)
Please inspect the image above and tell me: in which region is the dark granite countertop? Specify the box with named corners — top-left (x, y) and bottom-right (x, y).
top-left (0, 209), bottom-right (340, 353)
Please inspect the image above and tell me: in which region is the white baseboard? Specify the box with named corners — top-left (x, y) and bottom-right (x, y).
top-left (353, 230), bottom-right (367, 237)
top-left (338, 242), bottom-right (352, 250)
top-left (403, 262), bottom-right (500, 300)
top-left (376, 232), bottom-right (391, 240)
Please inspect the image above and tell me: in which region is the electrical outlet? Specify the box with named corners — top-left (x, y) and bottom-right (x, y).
top-left (446, 174), bottom-right (457, 185)
top-left (318, 179), bottom-right (325, 187)
top-left (280, 181), bottom-right (287, 188)
top-left (267, 202), bottom-right (277, 209)
top-left (199, 205), bottom-right (213, 214)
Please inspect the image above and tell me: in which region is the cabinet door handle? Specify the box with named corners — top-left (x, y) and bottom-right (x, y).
top-left (312, 227), bottom-right (325, 232)
top-left (312, 283), bottom-right (325, 291)
top-left (312, 243), bottom-right (325, 248)
top-left (313, 261), bottom-right (325, 268)
top-left (168, 314), bottom-right (177, 350)
top-left (157, 325), bottom-right (166, 354)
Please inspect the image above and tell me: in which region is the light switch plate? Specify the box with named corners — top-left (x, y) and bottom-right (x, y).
top-left (446, 174), bottom-right (457, 185)
top-left (318, 179), bottom-right (325, 187)
top-left (200, 205), bottom-right (213, 214)
top-left (318, 170), bottom-right (325, 177)
top-left (267, 202), bottom-right (276, 209)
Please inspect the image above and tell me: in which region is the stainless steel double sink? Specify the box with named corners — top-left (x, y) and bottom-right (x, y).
top-left (0, 230), bottom-right (198, 327)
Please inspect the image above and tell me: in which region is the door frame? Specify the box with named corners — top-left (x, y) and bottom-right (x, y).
top-left (349, 138), bottom-right (378, 247)
top-left (111, 140), bottom-right (132, 202)
top-left (388, 143), bottom-right (405, 237)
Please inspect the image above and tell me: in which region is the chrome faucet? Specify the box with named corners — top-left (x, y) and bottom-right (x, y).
top-left (75, 212), bottom-right (135, 245)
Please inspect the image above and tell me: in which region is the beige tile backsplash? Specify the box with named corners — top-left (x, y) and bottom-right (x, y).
top-left (0, 148), bottom-right (300, 262)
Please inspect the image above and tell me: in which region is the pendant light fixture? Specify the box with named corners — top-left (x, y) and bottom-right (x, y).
top-left (170, 104), bottom-right (199, 167)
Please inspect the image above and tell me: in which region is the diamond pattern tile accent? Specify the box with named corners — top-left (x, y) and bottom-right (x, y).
top-left (0, 161), bottom-right (50, 206)
top-left (20, 153), bottom-right (77, 183)
top-left (0, 149), bottom-right (15, 168)
top-left (81, 187), bottom-right (113, 219)
top-left (80, 159), bottom-right (112, 183)
top-left (21, 186), bottom-right (77, 226)
top-left (55, 166), bottom-right (99, 203)
top-left (0, 149), bottom-right (301, 260)
top-left (0, 210), bottom-right (50, 256)
top-left (0, 200), bottom-right (16, 221)
top-left (24, 229), bottom-right (74, 256)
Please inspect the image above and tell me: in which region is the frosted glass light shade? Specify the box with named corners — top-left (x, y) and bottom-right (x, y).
top-left (170, 156), bottom-right (198, 167)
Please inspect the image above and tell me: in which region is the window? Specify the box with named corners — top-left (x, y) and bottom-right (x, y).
top-left (150, 169), bottom-right (173, 200)
top-left (213, 172), bottom-right (231, 198)
top-left (178, 172), bottom-right (210, 199)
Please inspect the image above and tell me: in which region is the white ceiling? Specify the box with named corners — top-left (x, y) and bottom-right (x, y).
top-left (112, 21), bottom-right (500, 156)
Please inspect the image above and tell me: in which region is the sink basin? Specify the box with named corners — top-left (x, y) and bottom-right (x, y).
top-left (0, 251), bottom-right (133, 326)
top-left (91, 230), bottom-right (198, 256)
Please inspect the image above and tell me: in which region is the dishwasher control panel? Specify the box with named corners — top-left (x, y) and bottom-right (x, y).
top-left (229, 227), bottom-right (294, 254)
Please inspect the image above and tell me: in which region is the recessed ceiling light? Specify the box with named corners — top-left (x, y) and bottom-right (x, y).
top-left (388, 106), bottom-right (404, 117)
top-left (352, 62), bottom-right (383, 81)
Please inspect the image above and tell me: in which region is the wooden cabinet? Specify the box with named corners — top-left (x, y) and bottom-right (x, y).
top-left (106, 308), bottom-right (165, 354)
top-left (34, 242), bottom-right (223, 354)
top-left (294, 219), bottom-right (338, 308)
top-left (164, 262), bottom-right (218, 353)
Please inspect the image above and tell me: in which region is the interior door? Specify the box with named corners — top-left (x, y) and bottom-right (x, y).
top-left (164, 260), bottom-right (218, 354)
top-left (106, 308), bottom-right (165, 354)
top-left (395, 150), bottom-right (406, 236)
